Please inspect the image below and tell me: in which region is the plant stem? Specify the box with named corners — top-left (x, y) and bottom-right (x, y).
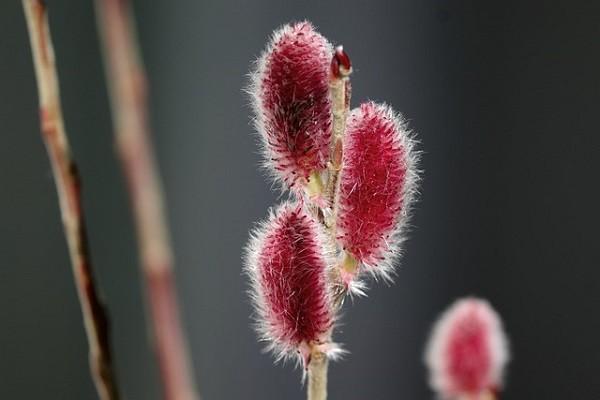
top-left (93, 1), bottom-right (199, 399)
top-left (459, 391), bottom-right (497, 400)
top-left (304, 47), bottom-right (353, 400)
top-left (22, 1), bottom-right (119, 399)
top-left (481, 390), bottom-right (498, 400)
top-left (324, 48), bottom-right (353, 309)
top-left (307, 349), bottom-right (329, 400)
top-left (324, 47), bottom-right (352, 228)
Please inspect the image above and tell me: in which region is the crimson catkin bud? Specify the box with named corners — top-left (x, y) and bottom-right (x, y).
top-left (245, 202), bottom-right (337, 365)
top-left (425, 298), bottom-right (510, 399)
top-left (250, 22), bottom-right (333, 194)
top-left (336, 102), bottom-right (419, 280)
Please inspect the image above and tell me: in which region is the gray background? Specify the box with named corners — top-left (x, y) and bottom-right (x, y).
top-left (1, 1), bottom-right (599, 399)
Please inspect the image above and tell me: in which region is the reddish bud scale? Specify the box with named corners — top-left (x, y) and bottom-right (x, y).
top-left (425, 298), bottom-right (510, 398)
top-left (245, 202), bottom-right (335, 360)
top-left (331, 45), bottom-right (352, 78)
top-left (336, 102), bottom-right (418, 278)
top-left (251, 22), bottom-right (333, 191)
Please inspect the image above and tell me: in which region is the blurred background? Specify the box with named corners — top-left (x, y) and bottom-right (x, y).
top-left (1, 1), bottom-right (599, 398)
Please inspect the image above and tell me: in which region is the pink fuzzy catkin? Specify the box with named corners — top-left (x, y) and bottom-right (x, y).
top-left (336, 102), bottom-right (418, 278)
top-left (251, 22), bottom-right (333, 192)
top-left (425, 298), bottom-right (510, 399)
top-left (245, 202), bottom-right (335, 363)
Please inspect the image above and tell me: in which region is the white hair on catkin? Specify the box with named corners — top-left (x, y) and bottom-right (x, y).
top-left (246, 21), bottom-right (334, 193)
top-left (354, 102), bottom-right (421, 284)
top-left (424, 297), bottom-right (510, 397)
top-left (243, 201), bottom-right (343, 366)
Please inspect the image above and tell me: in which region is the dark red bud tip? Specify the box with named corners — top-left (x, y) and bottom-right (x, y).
top-left (331, 45), bottom-right (352, 78)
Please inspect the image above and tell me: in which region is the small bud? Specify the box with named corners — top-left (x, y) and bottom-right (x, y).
top-left (250, 22), bottom-right (333, 193)
top-left (425, 298), bottom-right (510, 399)
top-left (245, 202), bottom-right (337, 364)
top-left (335, 102), bottom-right (419, 280)
top-left (331, 45), bottom-right (352, 78)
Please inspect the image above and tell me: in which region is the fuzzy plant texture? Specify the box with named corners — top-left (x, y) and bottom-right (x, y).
top-left (244, 21), bottom-right (420, 375)
top-left (425, 298), bottom-right (510, 400)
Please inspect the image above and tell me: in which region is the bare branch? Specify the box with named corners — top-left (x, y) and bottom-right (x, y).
top-left (93, 1), bottom-right (199, 399)
top-left (21, 1), bottom-right (120, 399)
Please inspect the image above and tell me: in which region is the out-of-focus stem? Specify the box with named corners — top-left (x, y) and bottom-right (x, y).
top-left (459, 390), bottom-right (498, 400)
top-left (93, 1), bottom-right (199, 399)
top-left (22, 2), bottom-right (119, 399)
top-left (307, 349), bottom-right (329, 400)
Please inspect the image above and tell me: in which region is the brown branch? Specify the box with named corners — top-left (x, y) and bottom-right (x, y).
top-left (21, 1), bottom-right (120, 399)
top-left (93, 1), bottom-right (199, 399)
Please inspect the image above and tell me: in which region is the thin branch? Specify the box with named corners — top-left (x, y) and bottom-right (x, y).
top-left (306, 46), bottom-right (353, 400)
top-left (460, 390), bottom-right (498, 400)
top-left (22, 1), bottom-right (120, 399)
top-left (325, 47), bottom-right (353, 312)
top-left (307, 350), bottom-right (328, 400)
top-left (93, 1), bottom-right (199, 399)
top-left (324, 46), bottom-right (352, 229)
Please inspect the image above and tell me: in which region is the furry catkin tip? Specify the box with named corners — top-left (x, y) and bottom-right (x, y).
top-left (425, 298), bottom-right (510, 399)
